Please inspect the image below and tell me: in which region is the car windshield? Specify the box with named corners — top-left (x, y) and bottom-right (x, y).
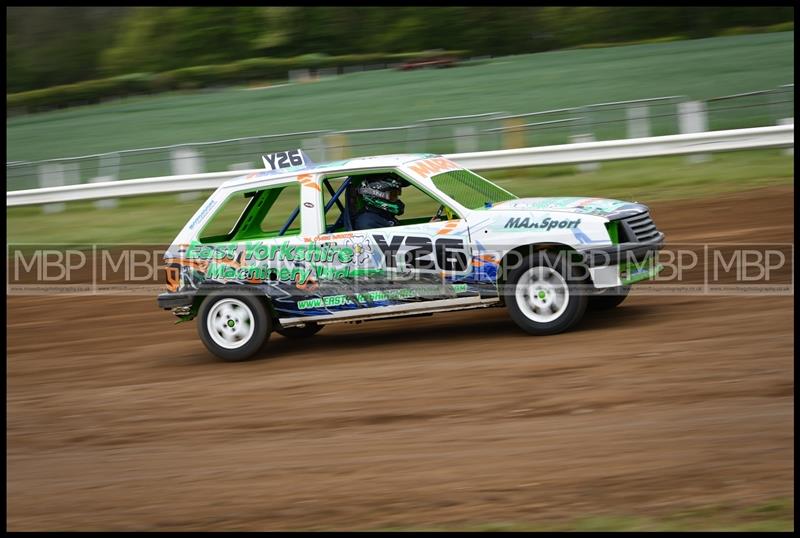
top-left (430, 169), bottom-right (517, 210)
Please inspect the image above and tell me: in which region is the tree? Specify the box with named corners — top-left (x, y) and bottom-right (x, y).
top-left (7, 7), bottom-right (129, 92)
top-left (100, 7), bottom-right (266, 75)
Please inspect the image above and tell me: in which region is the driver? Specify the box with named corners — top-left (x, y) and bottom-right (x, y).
top-left (353, 175), bottom-right (406, 230)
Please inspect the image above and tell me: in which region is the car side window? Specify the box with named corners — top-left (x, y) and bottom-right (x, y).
top-left (198, 183), bottom-right (303, 243)
top-left (395, 181), bottom-right (458, 225)
top-left (321, 171), bottom-right (459, 233)
top-left (321, 175), bottom-right (349, 232)
top-left (259, 183), bottom-right (301, 237)
top-left (198, 191), bottom-right (253, 243)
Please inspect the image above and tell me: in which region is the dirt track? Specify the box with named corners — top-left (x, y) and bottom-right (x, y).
top-left (7, 186), bottom-right (794, 530)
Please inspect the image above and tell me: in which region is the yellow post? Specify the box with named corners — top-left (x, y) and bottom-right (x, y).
top-left (503, 118), bottom-right (525, 149)
top-left (325, 133), bottom-right (349, 160)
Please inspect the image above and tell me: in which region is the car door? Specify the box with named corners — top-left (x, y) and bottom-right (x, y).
top-left (317, 172), bottom-right (477, 313)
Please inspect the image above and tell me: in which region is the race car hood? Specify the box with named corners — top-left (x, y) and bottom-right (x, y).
top-left (487, 197), bottom-right (649, 219)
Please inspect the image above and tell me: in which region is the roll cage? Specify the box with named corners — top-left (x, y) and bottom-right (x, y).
top-left (272, 176), bottom-right (359, 236)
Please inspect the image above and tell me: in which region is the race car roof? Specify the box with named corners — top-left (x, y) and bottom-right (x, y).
top-left (220, 153), bottom-right (437, 191)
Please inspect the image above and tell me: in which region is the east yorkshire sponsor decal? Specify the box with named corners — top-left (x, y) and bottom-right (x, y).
top-left (504, 217), bottom-right (582, 231)
top-left (185, 240), bottom-right (354, 263)
top-left (206, 263), bottom-right (313, 284)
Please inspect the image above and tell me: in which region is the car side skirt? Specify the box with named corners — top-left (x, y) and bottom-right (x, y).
top-left (278, 296), bottom-right (500, 328)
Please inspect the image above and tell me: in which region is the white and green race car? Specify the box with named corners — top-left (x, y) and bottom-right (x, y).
top-left (158, 150), bottom-right (664, 361)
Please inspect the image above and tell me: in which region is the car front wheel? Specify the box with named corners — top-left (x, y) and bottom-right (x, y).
top-left (504, 252), bottom-right (588, 335)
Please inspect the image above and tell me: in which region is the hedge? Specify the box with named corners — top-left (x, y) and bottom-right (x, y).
top-left (717, 21), bottom-right (794, 37)
top-left (571, 36), bottom-right (689, 50)
top-left (7, 50), bottom-right (471, 113)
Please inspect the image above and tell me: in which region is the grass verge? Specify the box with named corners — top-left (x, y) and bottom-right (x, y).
top-left (373, 497), bottom-right (794, 532)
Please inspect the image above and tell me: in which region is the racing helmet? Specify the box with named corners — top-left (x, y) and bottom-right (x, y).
top-left (357, 176), bottom-right (406, 216)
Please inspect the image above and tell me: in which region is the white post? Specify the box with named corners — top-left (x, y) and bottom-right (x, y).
top-left (679, 100), bottom-right (710, 163)
top-left (626, 105), bottom-right (650, 139)
top-left (454, 125), bottom-right (478, 153)
top-left (90, 176), bottom-right (118, 209)
top-left (779, 118), bottom-right (794, 156)
top-left (172, 148), bottom-right (204, 202)
top-left (93, 152), bottom-right (120, 209)
top-left (570, 133), bottom-right (599, 172)
top-left (39, 163), bottom-right (66, 214)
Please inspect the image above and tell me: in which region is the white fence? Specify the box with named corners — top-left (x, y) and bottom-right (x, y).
top-left (6, 124), bottom-right (793, 207)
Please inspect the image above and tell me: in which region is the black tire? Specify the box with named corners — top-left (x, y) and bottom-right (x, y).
top-left (588, 285), bottom-right (631, 311)
top-left (504, 251), bottom-right (588, 335)
top-left (276, 322), bottom-right (323, 339)
top-left (197, 290), bottom-right (272, 362)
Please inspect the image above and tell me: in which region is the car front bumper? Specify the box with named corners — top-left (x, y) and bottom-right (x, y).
top-left (579, 233), bottom-right (665, 267)
top-left (580, 233), bottom-right (665, 289)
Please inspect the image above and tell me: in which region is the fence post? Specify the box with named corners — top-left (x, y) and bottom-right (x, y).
top-left (172, 148), bottom-right (204, 202)
top-left (503, 118), bottom-right (525, 149)
top-left (324, 133), bottom-right (349, 160)
top-left (779, 118), bottom-right (794, 156)
top-left (570, 134), bottom-right (599, 172)
top-left (92, 153), bottom-right (120, 209)
top-left (90, 176), bottom-right (118, 209)
top-left (678, 100), bottom-right (710, 163)
top-left (406, 124), bottom-right (426, 154)
top-left (454, 125), bottom-right (478, 153)
top-left (626, 105), bottom-right (650, 139)
top-left (39, 163), bottom-right (66, 214)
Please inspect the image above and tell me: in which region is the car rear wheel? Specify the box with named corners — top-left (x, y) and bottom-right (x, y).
top-left (198, 291), bottom-right (271, 362)
top-left (504, 252), bottom-right (588, 335)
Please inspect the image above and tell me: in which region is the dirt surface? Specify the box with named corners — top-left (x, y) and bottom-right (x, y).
top-left (7, 186), bottom-right (794, 531)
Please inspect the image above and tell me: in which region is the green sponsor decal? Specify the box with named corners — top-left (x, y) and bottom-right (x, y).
top-left (185, 241), bottom-right (238, 260)
top-left (205, 262), bottom-right (383, 284)
top-left (187, 240), bottom-right (354, 264)
top-left (206, 263), bottom-right (313, 284)
top-left (297, 294), bottom-right (350, 310)
top-left (297, 283), bottom-right (471, 310)
top-left (313, 264), bottom-right (371, 280)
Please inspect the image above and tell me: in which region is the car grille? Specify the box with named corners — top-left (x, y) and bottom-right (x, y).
top-left (618, 211), bottom-right (661, 242)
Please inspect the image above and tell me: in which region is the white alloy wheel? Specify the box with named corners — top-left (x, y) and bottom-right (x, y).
top-left (206, 298), bottom-right (255, 350)
top-left (514, 265), bottom-right (570, 323)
